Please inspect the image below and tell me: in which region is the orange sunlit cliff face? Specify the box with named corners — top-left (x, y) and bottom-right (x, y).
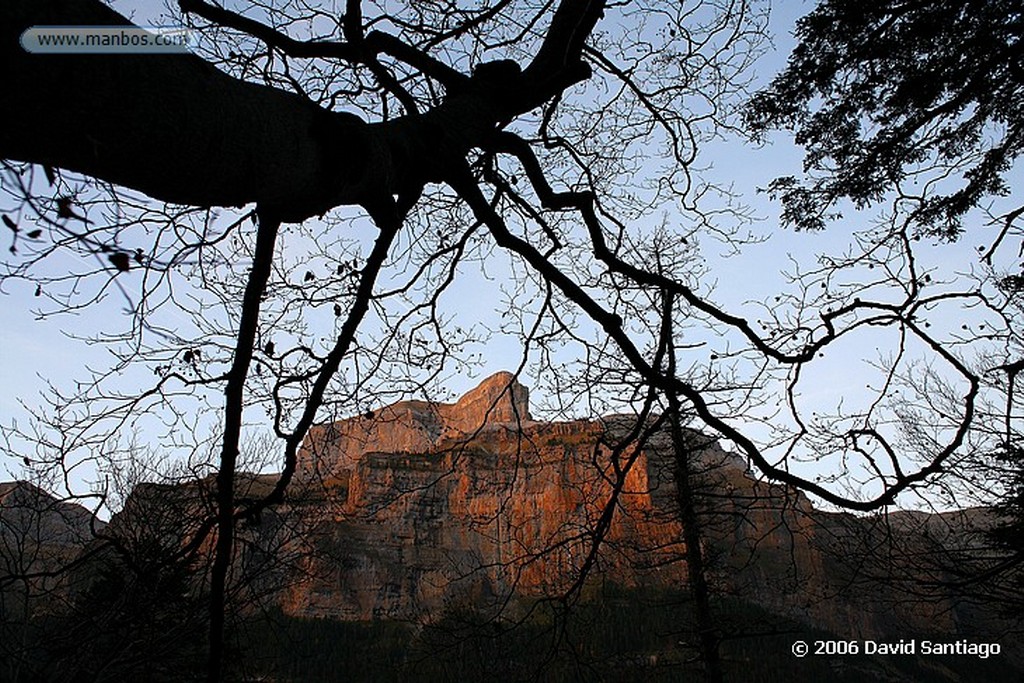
top-left (268, 372), bottom-right (985, 640)
top-left (65, 372), bottom-right (997, 643)
top-left (288, 371), bottom-right (688, 619)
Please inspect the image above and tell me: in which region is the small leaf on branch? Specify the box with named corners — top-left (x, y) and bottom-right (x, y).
top-left (56, 197), bottom-right (74, 219)
top-left (26, 229), bottom-right (42, 239)
top-left (3, 215), bottom-right (17, 232)
top-left (56, 197), bottom-right (91, 223)
top-left (108, 252), bottom-right (131, 272)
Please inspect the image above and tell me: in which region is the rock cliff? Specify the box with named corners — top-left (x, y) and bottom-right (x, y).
top-left (0, 481), bottom-right (102, 619)
top-left (273, 372), bottom-right (984, 644)
top-left (296, 370), bottom-right (532, 488)
top-left (2, 373), bottom-right (1011, 650)
top-left (287, 372), bottom-right (684, 619)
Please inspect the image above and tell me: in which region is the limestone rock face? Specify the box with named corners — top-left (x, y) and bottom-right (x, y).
top-left (283, 375), bottom-right (991, 642)
top-left (446, 370), bottom-right (531, 431)
top-left (288, 422), bottom-right (683, 619)
top-left (288, 375), bottom-right (834, 625)
top-left (0, 482), bottom-right (101, 618)
top-left (0, 481), bottom-right (98, 548)
top-left (15, 373), bottom-right (1005, 649)
top-left (297, 372), bottom-right (532, 488)
top-left (286, 374), bottom-right (688, 619)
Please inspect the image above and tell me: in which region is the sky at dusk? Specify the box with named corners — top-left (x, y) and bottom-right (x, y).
top-left (2, 0), bottom-right (1017, 512)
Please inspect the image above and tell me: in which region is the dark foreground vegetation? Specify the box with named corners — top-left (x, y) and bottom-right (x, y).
top-left (7, 584), bottom-right (1017, 682)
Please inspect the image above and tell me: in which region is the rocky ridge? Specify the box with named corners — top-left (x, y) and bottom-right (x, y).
top-left (0, 481), bottom-right (102, 619)
top-left (1, 373), bottom-right (1012, 649)
top-left (274, 372), bottom-right (986, 644)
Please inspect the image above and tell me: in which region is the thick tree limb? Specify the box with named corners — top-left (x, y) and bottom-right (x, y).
top-left (4, 0), bottom-right (596, 221)
top-left (4, 1), bottom-right (375, 220)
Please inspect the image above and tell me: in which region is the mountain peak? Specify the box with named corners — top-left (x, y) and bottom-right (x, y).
top-left (449, 371), bottom-right (531, 430)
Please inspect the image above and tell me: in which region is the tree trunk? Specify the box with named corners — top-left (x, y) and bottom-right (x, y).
top-left (206, 211), bottom-right (280, 681)
top-left (667, 404), bottom-right (723, 683)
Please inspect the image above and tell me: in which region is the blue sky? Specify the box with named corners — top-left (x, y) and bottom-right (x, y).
top-left (2, 1), bottom-right (1017, 512)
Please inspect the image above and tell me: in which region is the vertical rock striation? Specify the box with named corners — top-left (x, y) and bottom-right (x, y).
top-left (287, 372), bottom-right (685, 619)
